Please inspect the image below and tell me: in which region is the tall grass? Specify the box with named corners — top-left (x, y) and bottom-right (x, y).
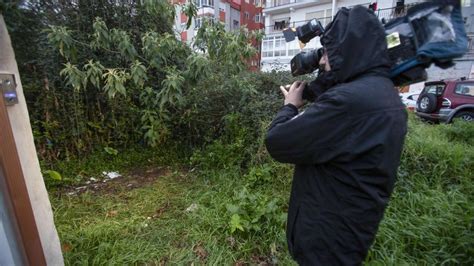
top-left (51, 115), bottom-right (473, 265)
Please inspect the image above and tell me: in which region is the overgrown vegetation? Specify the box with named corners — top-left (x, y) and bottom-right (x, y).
top-left (3, 1), bottom-right (473, 265)
top-left (51, 117), bottom-right (473, 264)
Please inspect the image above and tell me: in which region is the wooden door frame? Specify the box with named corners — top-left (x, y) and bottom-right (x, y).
top-left (0, 93), bottom-right (46, 265)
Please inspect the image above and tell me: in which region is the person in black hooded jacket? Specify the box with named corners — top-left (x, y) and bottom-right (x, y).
top-left (265, 6), bottom-right (407, 265)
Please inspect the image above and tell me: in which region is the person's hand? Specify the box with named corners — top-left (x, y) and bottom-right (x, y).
top-left (280, 81), bottom-right (306, 108)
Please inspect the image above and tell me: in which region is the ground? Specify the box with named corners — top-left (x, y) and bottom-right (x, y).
top-left (52, 165), bottom-right (295, 265)
top-left (50, 118), bottom-right (474, 265)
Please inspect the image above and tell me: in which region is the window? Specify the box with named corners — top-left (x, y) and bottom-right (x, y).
top-left (195, 16), bottom-right (214, 29)
top-left (195, 17), bottom-right (203, 29)
top-left (271, 0), bottom-right (291, 7)
top-left (245, 12), bottom-right (250, 20)
top-left (407, 94), bottom-right (419, 101)
top-left (262, 37), bottom-right (274, 57)
top-left (274, 36), bottom-right (286, 57)
top-left (454, 83), bottom-right (474, 96)
top-left (255, 0), bottom-right (261, 6)
top-left (255, 14), bottom-right (261, 23)
top-left (263, 51), bottom-right (273, 57)
top-left (306, 9), bottom-right (332, 26)
top-left (232, 19), bottom-right (240, 30)
top-left (195, 0), bottom-right (214, 7)
top-left (262, 36), bottom-right (289, 57)
top-left (288, 49), bottom-right (299, 56)
top-left (273, 19), bottom-right (290, 31)
top-left (424, 84), bottom-right (446, 95)
top-left (306, 10), bottom-right (324, 21)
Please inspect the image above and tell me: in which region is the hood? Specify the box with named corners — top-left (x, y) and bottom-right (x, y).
top-left (321, 6), bottom-right (391, 83)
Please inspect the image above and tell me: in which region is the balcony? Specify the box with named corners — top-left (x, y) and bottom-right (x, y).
top-left (374, 4), bottom-right (418, 23)
top-left (263, 4), bottom-right (419, 36)
top-left (263, 0), bottom-right (331, 15)
top-left (261, 5), bottom-right (419, 61)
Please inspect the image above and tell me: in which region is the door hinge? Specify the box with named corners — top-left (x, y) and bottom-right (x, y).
top-left (0, 74), bottom-right (18, 106)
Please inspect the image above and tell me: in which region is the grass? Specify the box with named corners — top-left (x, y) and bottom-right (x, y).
top-left (50, 116), bottom-right (473, 265)
top-left (52, 169), bottom-right (295, 265)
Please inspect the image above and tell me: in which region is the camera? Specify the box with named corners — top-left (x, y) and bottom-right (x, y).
top-left (285, 1), bottom-right (468, 86)
top-left (290, 48), bottom-right (324, 76)
top-left (284, 19), bottom-right (325, 77)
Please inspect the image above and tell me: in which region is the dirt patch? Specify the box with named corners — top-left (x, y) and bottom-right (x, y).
top-left (193, 243), bottom-right (209, 261)
top-left (60, 166), bottom-right (171, 196)
top-left (151, 201), bottom-right (172, 219)
top-left (250, 254), bottom-right (274, 266)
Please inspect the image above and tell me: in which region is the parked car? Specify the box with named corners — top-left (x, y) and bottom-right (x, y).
top-left (400, 92), bottom-right (419, 111)
top-left (415, 79), bottom-right (474, 123)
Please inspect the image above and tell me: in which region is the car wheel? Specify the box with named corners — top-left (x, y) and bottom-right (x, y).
top-left (453, 111), bottom-right (474, 122)
top-left (417, 93), bottom-right (437, 113)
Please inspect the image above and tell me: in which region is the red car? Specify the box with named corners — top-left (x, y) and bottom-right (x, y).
top-left (415, 79), bottom-right (474, 123)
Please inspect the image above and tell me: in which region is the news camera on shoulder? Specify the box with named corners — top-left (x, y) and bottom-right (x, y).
top-left (284, 0), bottom-right (468, 96)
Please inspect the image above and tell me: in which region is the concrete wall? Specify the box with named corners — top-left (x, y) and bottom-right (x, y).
top-left (0, 15), bottom-right (63, 266)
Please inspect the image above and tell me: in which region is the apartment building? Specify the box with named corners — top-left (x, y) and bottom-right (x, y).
top-left (261, 0), bottom-right (474, 80)
top-left (260, 0), bottom-right (401, 72)
top-left (171, 0), bottom-right (264, 70)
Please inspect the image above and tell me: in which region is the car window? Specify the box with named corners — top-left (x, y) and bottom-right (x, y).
top-left (423, 84), bottom-right (445, 95)
top-left (407, 94), bottom-right (419, 100)
top-left (454, 83), bottom-right (474, 97)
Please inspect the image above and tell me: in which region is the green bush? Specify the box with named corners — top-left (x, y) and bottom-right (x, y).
top-left (226, 187), bottom-right (286, 235)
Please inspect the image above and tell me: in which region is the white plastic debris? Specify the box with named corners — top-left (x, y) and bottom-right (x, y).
top-left (102, 171), bottom-right (121, 179)
top-left (185, 203), bottom-right (199, 212)
top-left (90, 177), bottom-right (97, 182)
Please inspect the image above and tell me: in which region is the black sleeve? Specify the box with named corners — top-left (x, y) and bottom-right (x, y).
top-left (265, 92), bottom-right (351, 165)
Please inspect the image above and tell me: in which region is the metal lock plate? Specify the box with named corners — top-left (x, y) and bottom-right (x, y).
top-left (0, 74), bottom-right (18, 106)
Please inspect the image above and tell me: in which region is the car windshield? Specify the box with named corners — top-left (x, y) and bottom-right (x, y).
top-left (423, 84), bottom-right (445, 96)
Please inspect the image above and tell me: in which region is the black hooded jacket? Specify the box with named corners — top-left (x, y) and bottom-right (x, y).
top-left (265, 6), bottom-right (407, 265)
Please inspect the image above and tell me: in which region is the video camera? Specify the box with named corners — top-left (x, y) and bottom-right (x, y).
top-left (283, 19), bottom-right (325, 76)
top-left (284, 0), bottom-right (468, 86)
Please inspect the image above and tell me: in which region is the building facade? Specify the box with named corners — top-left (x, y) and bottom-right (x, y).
top-left (261, 0), bottom-right (474, 84)
top-left (171, 0), bottom-right (264, 70)
top-left (260, 0), bottom-right (398, 72)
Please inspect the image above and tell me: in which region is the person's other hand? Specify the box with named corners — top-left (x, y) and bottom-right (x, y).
top-left (280, 81), bottom-right (306, 108)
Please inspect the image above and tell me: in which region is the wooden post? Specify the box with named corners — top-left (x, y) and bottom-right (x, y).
top-left (0, 14), bottom-right (63, 265)
top-left (0, 89), bottom-right (47, 266)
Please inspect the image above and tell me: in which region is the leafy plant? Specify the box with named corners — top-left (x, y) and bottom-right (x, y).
top-left (43, 170), bottom-right (62, 181)
top-left (226, 188), bottom-right (286, 235)
top-left (104, 147), bottom-right (118, 156)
